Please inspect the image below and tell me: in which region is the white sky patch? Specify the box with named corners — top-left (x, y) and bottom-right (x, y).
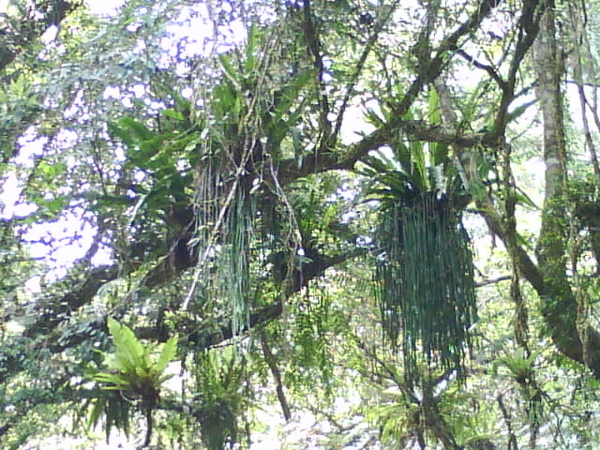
top-left (340, 103), bottom-right (376, 145)
top-left (85, 0), bottom-right (125, 16)
top-left (41, 24), bottom-right (59, 43)
top-left (26, 206), bottom-right (93, 252)
top-left (132, 82), bottom-right (147, 98)
top-left (103, 85), bottom-right (121, 100)
top-left (1, 131), bottom-right (46, 218)
top-left (15, 130), bottom-right (47, 167)
top-left (0, 172), bottom-right (36, 218)
top-left (63, 90), bottom-right (86, 119)
top-left (164, 3), bottom-right (213, 57)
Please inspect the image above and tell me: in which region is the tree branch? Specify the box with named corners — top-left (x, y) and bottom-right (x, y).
top-left (0, 1), bottom-right (81, 72)
top-left (278, 0), bottom-right (505, 182)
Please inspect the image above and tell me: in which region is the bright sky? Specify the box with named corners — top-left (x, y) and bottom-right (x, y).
top-left (86, 0), bottom-right (125, 16)
top-left (0, 0), bottom-right (121, 15)
top-left (0, 0), bottom-right (205, 277)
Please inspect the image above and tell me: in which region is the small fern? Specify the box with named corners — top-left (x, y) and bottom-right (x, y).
top-left (87, 318), bottom-right (178, 446)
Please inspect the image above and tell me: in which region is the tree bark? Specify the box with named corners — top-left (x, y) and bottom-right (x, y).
top-left (260, 331), bottom-right (292, 421)
top-left (533, 2), bottom-right (600, 376)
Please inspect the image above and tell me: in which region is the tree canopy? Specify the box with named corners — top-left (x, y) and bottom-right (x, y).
top-left (2, 0), bottom-right (600, 448)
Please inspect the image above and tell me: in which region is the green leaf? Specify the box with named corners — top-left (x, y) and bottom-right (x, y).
top-left (410, 141), bottom-right (426, 190)
top-left (265, 70), bottom-right (312, 143)
top-left (160, 108), bottom-right (185, 121)
top-left (213, 82), bottom-right (239, 119)
top-left (469, 178), bottom-right (488, 201)
top-left (107, 120), bottom-right (136, 148)
top-left (93, 373), bottom-right (128, 388)
top-left (364, 107), bottom-right (386, 127)
top-left (155, 336), bottom-right (178, 375)
top-left (139, 133), bottom-right (171, 160)
top-left (514, 189), bottom-right (539, 209)
top-left (106, 318), bottom-right (146, 372)
top-left (116, 117), bottom-right (153, 141)
top-left (36, 195), bottom-right (69, 216)
top-left (244, 23), bottom-right (258, 74)
top-left (218, 53), bottom-right (240, 88)
top-left (37, 160), bottom-right (67, 177)
top-left (506, 98), bottom-right (537, 123)
top-left (427, 88), bottom-right (441, 124)
top-left (87, 396), bottom-right (106, 431)
top-left (431, 142), bottom-right (449, 167)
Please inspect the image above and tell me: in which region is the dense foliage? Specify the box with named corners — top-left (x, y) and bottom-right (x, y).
top-left (2, 0), bottom-right (600, 448)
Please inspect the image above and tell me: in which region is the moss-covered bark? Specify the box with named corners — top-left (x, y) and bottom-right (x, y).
top-left (533, 3), bottom-right (600, 376)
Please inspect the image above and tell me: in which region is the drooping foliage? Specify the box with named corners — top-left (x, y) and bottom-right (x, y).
top-left (364, 97), bottom-right (477, 379)
top-left (178, 22), bottom-right (314, 336)
top-left (375, 193), bottom-right (477, 380)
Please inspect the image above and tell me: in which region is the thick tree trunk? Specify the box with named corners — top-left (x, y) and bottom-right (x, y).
top-left (533, 3), bottom-right (600, 376)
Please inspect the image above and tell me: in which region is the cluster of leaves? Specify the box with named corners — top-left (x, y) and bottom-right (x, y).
top-left (86, 318), bottom-right (177, 443)
top-left (193, 349), bottom-right (247, 450)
